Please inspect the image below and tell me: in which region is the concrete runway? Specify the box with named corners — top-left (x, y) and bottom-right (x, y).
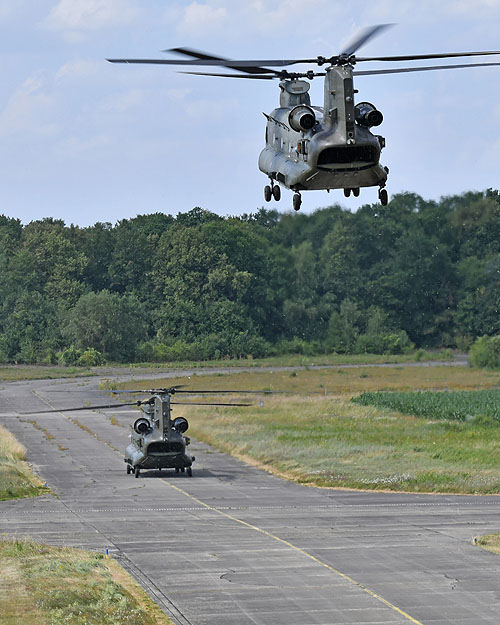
top-left (1, 375), bottom-right (500, 625)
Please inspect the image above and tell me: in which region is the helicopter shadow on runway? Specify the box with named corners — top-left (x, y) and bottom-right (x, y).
top-left (135, 467), bottom-right (216, 479)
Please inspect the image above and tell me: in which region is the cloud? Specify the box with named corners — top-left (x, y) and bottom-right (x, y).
top-left (42, 0), bottom-right (137, 40)
top-left (184, 96), bottom-right (239, 122)
top-left (364, 0), bottom-right (500, 20)
top-left (98, 89), bottom-right (145, 113)
top-left (0, 1), bottom-right (13, 21)
top-left (56, 59), bottom-right (102, 81)
top-left (449, 0), bottom-right (500, 13)
top-left (177, 2), bottom-right (228, 36)
top-left (57, 134), bottom-right (111, 156)
top-left (0, 73), bottom-right (60, 137)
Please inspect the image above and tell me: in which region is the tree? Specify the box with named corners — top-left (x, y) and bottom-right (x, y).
top-left (64, 291), bottom-right (149, 361)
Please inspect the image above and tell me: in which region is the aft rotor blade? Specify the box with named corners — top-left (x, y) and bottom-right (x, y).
top-left (171, 389), bottom-right (289, 394)
top-left (22, 402), bottom-right (141, 414)
top-left (340, 24), bottom-right (394, 56)
top-left (179, 71), bottom-right (275, 79)
top-left (354, 60), bottom-right (500, 76)
top-left (356, 50), bottom-right (500, 63)
top-left (110, 388), bottom-right (286, 394)
top-left (171, 401), bottom-right (251, 406)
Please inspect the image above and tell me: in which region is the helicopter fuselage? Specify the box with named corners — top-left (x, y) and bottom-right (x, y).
top-left (259, 109), bottom-right (387, 192)
top-left (259, 65), bottom-right (388, 206)
top-left (126, 427), bottom-right (192, 471)
top-left (125, 395), bottom-right (194, 477)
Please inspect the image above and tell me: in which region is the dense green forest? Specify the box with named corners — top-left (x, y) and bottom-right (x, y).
top-left (1, 189), bottom-right (499, 364)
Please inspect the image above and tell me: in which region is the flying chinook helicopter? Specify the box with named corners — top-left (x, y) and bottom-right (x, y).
top-left (25, 386), bottom-right (252, 479)
top-left (108, 24), bottom-right (500, 210)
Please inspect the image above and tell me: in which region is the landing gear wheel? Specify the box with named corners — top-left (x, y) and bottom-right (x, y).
top-left (379, 188), bottom-right (388, 206)
top-left (343, 188), bottom-right (351, 197)
top-left (292, 193), bottom-right (302, 211)
top-left (187, 467), bottom-right (193, 477)
top-left (134, 466), bottom-right (140, 478)
top-left (353, 187), bottom-right (360, 197)
top-left (175, 467), bottom-right (180, 474)
top-left (272, 185), bottom-right (281, 201)
top-left (264, 185), bottom-right (272, 202)
top-left (126, 464), bottom-right (131, 474)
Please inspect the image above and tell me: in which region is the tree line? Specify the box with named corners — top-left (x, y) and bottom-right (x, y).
top-left (1, 189), bottom-right (499, 364)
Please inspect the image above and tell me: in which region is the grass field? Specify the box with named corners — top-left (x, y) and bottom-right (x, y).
top-left (0, 365), bottom-right (95, 381)
top-left (129, 349), bottom-right (458, 370)
top-left (114, 365), bottom-right (500, 494)
top-left (0, 425), bottom-right (49, 501)
top-left (0, 538), bottom-right (173, 625)
top-left (0, 349), bottom-right (460, 382)
top-left (118, 364), bottom-right (500, 395)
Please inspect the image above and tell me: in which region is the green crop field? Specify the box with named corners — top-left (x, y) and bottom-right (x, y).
top-left (352, 389), bottom-right (500, 423)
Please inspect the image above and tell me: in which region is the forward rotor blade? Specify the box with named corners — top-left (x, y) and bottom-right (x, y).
top-left (340, 24), bottom-right (394, 56)
top-left (179, 71), bottom-right (275, 79)
top-left (107, 57), bottom-right (317, 68)
top-left (354, 60), bottom-right (500, 76)
top-left (356, 50), bottom-right (500, 63)
top-left (22, 402), bottom-right (141, 414)
top-left (169, 47), bottom-right (277, 75)
top-left (109, 386), bottom-right (187, 394)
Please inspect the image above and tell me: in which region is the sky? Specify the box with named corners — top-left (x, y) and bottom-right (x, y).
top-left (1, 0), bottom-right (500, 226)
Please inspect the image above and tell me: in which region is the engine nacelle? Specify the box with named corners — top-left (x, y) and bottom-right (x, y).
top-left (172, 417), bottom-right (189, 433)
top-left (288, 105), bottom-right (316, 132)
top-left (355, 102), bottom-right (383, 128)
top-left (133, 418), bottom-right (150, 434)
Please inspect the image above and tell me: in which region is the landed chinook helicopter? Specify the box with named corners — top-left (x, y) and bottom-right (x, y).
top-left (108, 24), bottom-right (500, 210)
top-left (116, 386), bottom-right (252, 478)
top-left (25, 386), bottom-right (252, 478)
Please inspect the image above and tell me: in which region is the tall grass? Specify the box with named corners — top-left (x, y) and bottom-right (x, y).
top-left (0, 425), bottom-right (48, 501)
top-left (0, 538), bottom-right (173, 625)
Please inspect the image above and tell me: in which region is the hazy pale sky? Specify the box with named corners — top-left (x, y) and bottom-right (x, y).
top-left (1, 0), bottom-right (500, 225)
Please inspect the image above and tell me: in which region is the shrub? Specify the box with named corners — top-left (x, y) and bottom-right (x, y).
top-left (77, 348), bottom-right (105, 367)
top-left (137, 334), bottom-right (272, 362)
top-left (58, 345), bottom-right (83, 366)
top-left (0, 336), bottom-right (8, 364)
top-left (276, 338), bottom-right (327, 356)
top-left (354, 331), bottom-right (414, 355)
top-left (470, 335), bottom-right (500, 368)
